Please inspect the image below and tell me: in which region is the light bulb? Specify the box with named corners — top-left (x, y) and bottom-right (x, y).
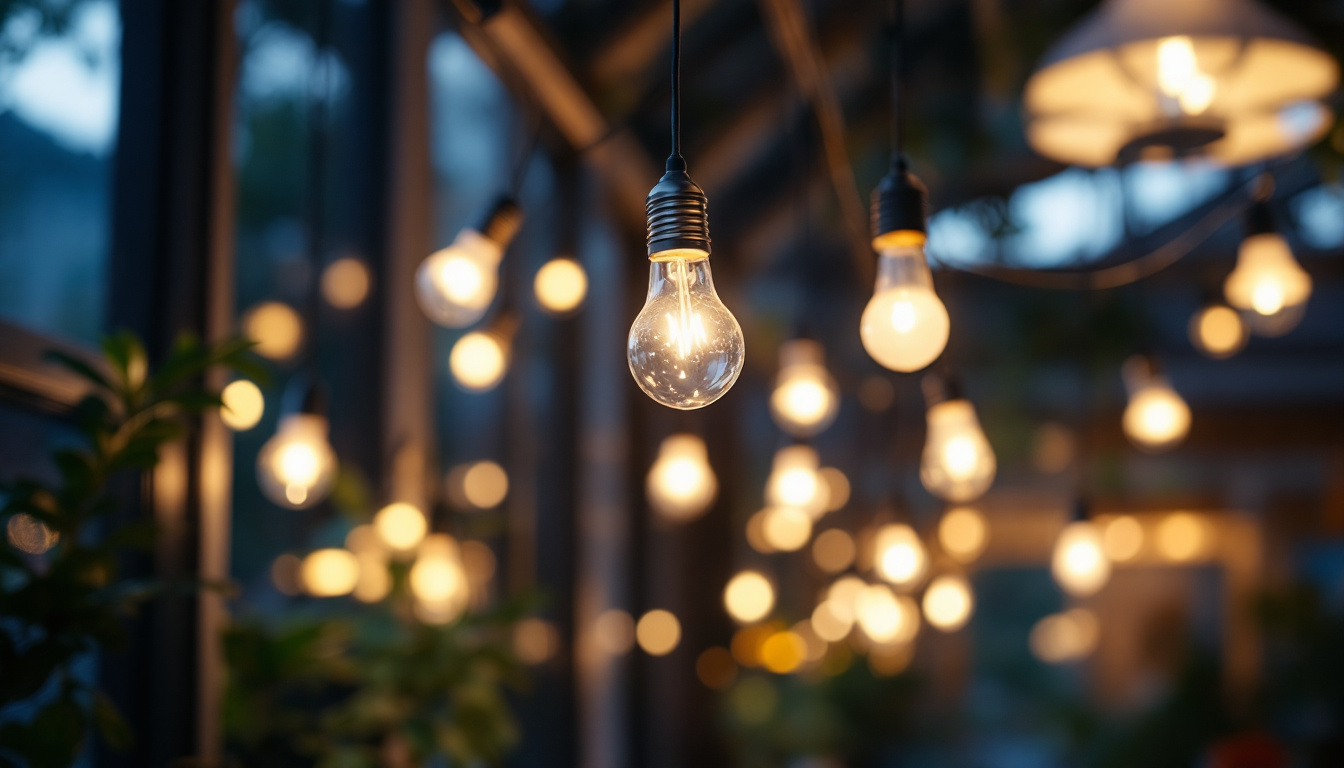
top-left (1189, 303), bottom-right (1247, 359)
top-left (534, 257), bottom-right (588, 315)
top-left (415, 199), bottom-right (521, 328)
top-left (646, 434), bottom-right (718, 522)
top-left (1052, 520), bottom-right (1111, 596)
top-left (938, 506), bottom-right (989, 563)
top-left (1030, 609), bottom-right (1100, 664)
top-left (373, 502), bottom-right (429, 551)
top-left (920, 399), bottom-right (996, 503)
top-left (761, 506), bottom-right (813, 552)
top-left (860, 242), bottom-right (949, 373)
top-left (300, 548), bottom-right (359, 597)
top-left (220, 379), bottom-right (265, 431)
top-left (257, 413), bottom-right (338, 509)
top-left (410, 533), bottom-right (469, 624)
top-left (769, 339), bottom-right (840, 437)
top-left (627, 253), bottom-right (744, 410)
top-left (923, 574), bottom-right (974, 632)
top-left (1122, 357), bottom-right (1190, 452)
top-left (449, 330), bottom-right (509, 392)
top-left (764, 445), bottom-right (829, 519)
top-left (724, 570), bottom-right (775, 624)
top-left (1225, 233), bottom-right (1312, 337)
top-left (242, 302), bottom-right (304, 361)
top-left (855, 584), bottom-right (919, 645)
top-left (873, 523), bottom-right (928, 588)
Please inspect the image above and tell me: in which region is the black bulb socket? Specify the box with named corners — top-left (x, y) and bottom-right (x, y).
top-left (1244, 200), bottom-right (1277, 238)
top-left (921, 372), bottom-right (964, 408)
top-left (282, 374), bottom-right (328, 418)
top-left (477, 195), bottom-right (524, 249)
top-left (646, 155), bottom-right (712, 258)
top-left (871, 156), bottom-right (929, 250)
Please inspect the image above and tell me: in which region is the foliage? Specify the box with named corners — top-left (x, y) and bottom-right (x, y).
top-left (223, 601), bottom-right (527, 768)
top-left (0, 331), bottom-right (261, 768)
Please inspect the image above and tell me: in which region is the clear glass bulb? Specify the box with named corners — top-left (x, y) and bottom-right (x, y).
top-left (257, 413), bottom-right (338, 509)
top-left (770, 339), bottom-right (840, 437)
top-left (646, 434), bottom-right (718, 522)
top-left (628, 254), bottom-right (744, 410)
top-left (1052, 521), bottom-right (1111, 597)
top-left (920, 399), bottom-right (996, 503)
top-left (861, 244), bottom-right (950, 372)
top-left (415, 229), bottom-right (503, 328)
top-left (1121, 356), bottom-right (1191, 452)
top-left (1224, 233), bottom-right (1312, 337)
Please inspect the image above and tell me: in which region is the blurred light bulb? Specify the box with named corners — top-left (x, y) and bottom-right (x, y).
top-left (514, 618), bottom-right (560, 665)
top-left (1122, 357), bottom-right (1191, 452)
top-left (321, 257), bottom-right (371, 309)
top-left (920, 399), bottom-right (996, 502)
top-left (300, 548), bottom-right (359, 597)
top-left (855, 584), bottom-right (919, 644)
top-left (1225, 233), bottom-right (1312, 336)
top-left (1157, 512), bottom-right (1209, 562)
top-left (860, 242), bottom-right (949, 372)
top-left (636, 609), bottom-right (681, 656)
top-left (1031, 608), bottom-right (1100, 664)
top-left (923, 574), bottom-right (974, 632)
top-left (761, 506), bottom-right (813, 552)
top-left (373, 502), bottom-right (429, 551)
top-left (594, 609), bottom-right (636, 656)
top-left (769, 339), bottom-right (840, 437)
top-left (220, 380), bottom-right (265, 431)
top-left (461, 460), bottom-right (509, 509)
top-left (415, 201), bottom-right (520, 328)
top-left (410, 533), bottom-right (469, 624)
top-left (938, 507), bottom-right (989, 563)
top-left (257, 413), bottom-right (337, 509)
top-left (765, 445), bottom-right (829, 519)
top-left (1052, 520), bottom-right (1111, 596)
top-left (810, 600), bottom-right (853, 642)
top-left (449, 330), bottom-right (509, 392)
top-left (242, 302), bottom-right (304, 361)
top-left (812, 528), bottom-right (856, 573)
top-left (819, 467), bottom-right (850, 512)
top-left (1103, 515), bottom-right (1144, 562)
top-left (534, 257), bottom-right (588, 315)
top-left (627, 253), bottom-right (744, 410)
top-left (724, 570), bottom-right (775, 624)
top-left (646, 434), bottom-right (717, 522)
top-left (874, 523), bottom-right (928, 588)
top-left (1189, 303), bottom-right (1248, 359)
top-left (353, 552), bottom-right (391, 603)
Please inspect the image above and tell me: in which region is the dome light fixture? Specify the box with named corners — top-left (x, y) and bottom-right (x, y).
top-left (1024, 0), bottom-right (1339, 167)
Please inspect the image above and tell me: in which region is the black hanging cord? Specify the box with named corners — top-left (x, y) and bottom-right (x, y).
top-left (889, 0), bottom-right (905, 159)
top-left (508, 86), bottom-right (543, 198)
top-left (670, 0), bottom-right (683, 163)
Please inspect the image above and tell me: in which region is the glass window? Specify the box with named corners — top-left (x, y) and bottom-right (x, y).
top-left (0, 1), bottom-right (121, 343)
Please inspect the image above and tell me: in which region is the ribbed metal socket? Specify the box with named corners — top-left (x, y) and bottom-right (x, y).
top-left (646, 158), bottom-right (711, 257)
top-left (477, 195), bottom-right (524, 248)
top-left (871, 157), bottom-right (929, 248)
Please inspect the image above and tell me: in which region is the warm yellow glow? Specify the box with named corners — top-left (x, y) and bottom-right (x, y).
top-left (450, 331), bottom-right (509, 392)
top-left (745, 509), bottom-right (775, 554)
top-left (628, 255), bottom-right (745, 410)
top-left (257, 414), bottom-right (338, 509)
top-left (594, 609), bottom-right (636, 655)
top-left (514, 618), bottom-right (560, 665)
top-left (1123, 378), bottom-right (1191, 451)
top-left (724, 570), bottom-right (775, 624)
top-left (6, 513), bottom-right (57, 555)
top-left (810, 600), bottom-right (854, 642)
top-left (1052, 520), bottom-right (1111, 596)
top-left (765, 445), bottom-right (829, 518)
top-left (409, 534), bottom-right (468, 623)
top-left (1190, 304), bottom-right (1248, 359)
top-left (646, 434), bottom-right (717, 522)
top-left (1225, 234), bottom-right (1312, 331)
top-left (825, 576), bottom-right (867, 624)
top-left (696, 647), bottom-right (738, 689)
top-left (812, 528), bottom-right (856, 573)
top-left (921, 399), bottom-right (996, 503)
top-left (819, 467), bottom-right (850, 511)
top-left (534, 257), bottom-right (588, 314)
top-left (345, 521), bottom-right (380, 555)
top-left (923, 574), bottom-right (974, 632)
top-left (463, 460), bottom-right (509, 509)
top-left (352, 552), bottom-right (391, 603)
top-left (762, 506), bottom-right (813, 552)
top-left (1155, 37), bottom-right (1218, 114)
top-left (938, 507), bottom-right (989, 563)
top-left (636, 609), bottom-right (681, 656)
top-left (321, 257), bottom-right (371, 309)
top-left (868, 642), bottom-right (915, 677)
top-left (874, 523), bottom-right (928, 588)
top-left (861, 245), bottom-right (949, 372)
top-left (270, 553), bottom-right (302, 596)
top-left (760, 631), bottom-right (808, 674)
top-left (300, 548), bottom-right (359, 597)
top-left (1157, 512), bottom-right (1210, 562)
top-left (460, 540), bottom-right (497, 590)
top-left (791, 620), bottom-right (828, 663)
top-left (1103, 515), bottom-right (1145, 562)
top-left (220, 380), bottom-right (265, 431)
top-left (855, 584), bottom-right (919, 644)
top-left (1031, 609), bottom-right (1100, 664)
top-left (415, 230), bottom-right (503, 328)
top-left (769, 339), bottom-right (840, 437)
top-left (243, 302), bottom-right (304, 361)
top-left (373, 502), bottom-right (429, 551)
top-left (731, 623), bottom-right (780, 667)
top-left (1031, 422), bottom-right (1076, 474)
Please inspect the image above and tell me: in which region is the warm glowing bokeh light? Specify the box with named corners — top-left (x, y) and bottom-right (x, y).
top-left (810, 600), bottom-right (853, 642)
top-left (450, 331), bottom-right (509, 392)
top-left (646, 434), bottom-right (717, 522)
top-left (6, 513), bottom-right (57, 555)
top-left (762, 506), bottom-right (813, 552)
top-left (636, 609), bottom-right (681, 656)
top-left (855, 584), bottom-right (919, 644)
top-left (352, 552), bottom-right (391, 603)
top-left (818, 467), bottom-right (850, 512)
top-left (373, 502), bottom-right (429, 551)
top-left (220, 380), bottom-right (265, 431)
top-left (765, 445), bottom-right (829, 518)
top-left (1031, 609), bottom-right (1100, 664)
top-left (760, 631), bottom-right (808, 674)
top-left (594, 609), bottom-right (636, 655)
top-left (462, 460), bottom-right (509, 509)
top-left (321, 257), bottom-right (372, 309)
top-left (243, 302), bottom-right (304, 361)
top-left (812, 528), bottom-right (856, 573)
top-left (534, 257), bottom-right (588, 314)
top-left (769, 339), bottom-right (840, 437)
top-left (1052, 520), bottom-right (1111, 596)
top-left (874, 523), bottom-right (928, 587)
top-left (256, 414), bottom-right (338, 509)
top-left (1103, 515), bottom-right (1144, 562)
top-left (514, 618), bottom-right (560, 665)
top-left (1190, 304), bottom-right (1248, 359)
top-left (1157, 512), bottom-right (1210, 562)
top-left (921, 399), bottom-right (996, 502)
top-left (271, 553), bottom-right (302, 596)
top-left (922, 574), bottom-right (974, 632)
top-left (724, 570), bottom-right (775, 624)
top-left (300, 548), bottom-right (360, 597)
top-left (938, 507), bottom-right (988, 563)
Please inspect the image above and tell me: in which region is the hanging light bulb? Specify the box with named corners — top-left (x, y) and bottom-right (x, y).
top-left (257, 378), bottom-right (338, 509)
top-left (410, 533), bottom-right (470, 625)
top-left (1052, 501), bottom-right (1111, 597)
top-left (764, 445), bottom-right (829, 519)
top-left (1225, 201), bottom-right (1312, 337)
top-left (873, 523), bottom-right (928, 589)
top-left (938, 506), bottom-right (989, 563)
top-left (449, 316), bottom-right (516, 393)
top-left (1121, 355), bottom-right (1191, 452)
top-left (645, 434), bottom-right (718, 522)
top-left (415, 197), bottom-right (522, 328)
top-left (627, 0), bottom-right (744, 410)
top-left (1189, 301), bottom-right (1248, 359)
top-left (922, 574), bottom-right (974, 632)
top-left (534, 256), bottom-right (588, 315)
top-left (769, 339), bottom-right (840, 437)
top-left (919, 376), bottom-right (996, 503)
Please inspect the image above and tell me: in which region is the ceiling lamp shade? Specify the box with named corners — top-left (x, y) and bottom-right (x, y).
top-left (1024, 0), bottom-right (1338, 167)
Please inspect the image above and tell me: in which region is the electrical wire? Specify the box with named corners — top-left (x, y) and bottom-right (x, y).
top-left (670, 0), bottom-right (682, 161)
top-left (889, 0), bottom-right (905, 159)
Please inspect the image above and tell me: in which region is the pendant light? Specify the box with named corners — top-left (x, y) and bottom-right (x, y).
top-left (416, 197), bottom-right (523, 328)
top-left (257, 376), bottom-right (338, 509)
top-left (1121, 355), bottom-right (1191, 452)
top-left (1224, 200), bottom-right (1312, 337)
top-left (770, 339), bottom-right (841, 438)
top-left (646, 433), bottom-right (718, 523)
top-left (1024, 0), bottom-right (1338, 167)
top-left (861, 0), bottom-right (949, 373)
top-left (1189, 289), bottom-right (1249, 359)
top-left (627, 0), bottom-right (745, 410)
top-left (919, 375), bottom-right (996, 504)
top-left (1051, 499), bottom-right (1111, 597)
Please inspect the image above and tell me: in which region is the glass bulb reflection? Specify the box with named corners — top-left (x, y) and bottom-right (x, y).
top-left (860, 244), bottom-right (949, 373)
top-left (920, 400), bottom-right (996, 503)
top-left (415, 230), bottom-right (503, 328)
top-left (628, 255), bottom-right (744, 410)
top-left (257, 414), bottom-right (338, 509)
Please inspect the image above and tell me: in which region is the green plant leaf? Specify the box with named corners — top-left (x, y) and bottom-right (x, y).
top-left (93, 692), bottom-right (134, 750)
top-left (43, 351), bottom-right (111, 392)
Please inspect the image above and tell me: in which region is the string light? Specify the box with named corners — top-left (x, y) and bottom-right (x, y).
top-left (300, 548), bottom-right (359, 597)
top-left (922, 574), bottom-right (974, 632)
top-left (220, 380), bottom-right (265, 431)
top-left (1121, 356), bottom-right (1191, 452)
top-left (764, 445), bottom-right (829, 519)
top-left (1102, 515), bottom-right (1144, 562)
top-left (636, 609), bottom-right (681, 656)
top-left (257, 411), bottom-right (337, 509)
top-left (769, 339), bottom-right (840, 437)
top-left (1189, 302), bottom-right (1248, 359)
top-left (416, 198), bottom-right (522, 328)
top-left (855, 584), bottom-right (919, 645)
top-left (242, 302), bottom-right (304, 361)
top-left (724, 571), bottom-right (776, 624)
top-left (410, 534), bottom-right (469, 624)
top-left (920, 379), bottom-right (996, 503)
top-left (937, 506), bottom-right (989, 563)
top-left (449, 329), bottom-right (510, 392)
top-left (761, 506), bottom-right (813, 552)
top-left (1031, 609), bottom-right (1100, 664)
top-left (812, 528), bottom-right (856, 573)
top-left (1156, 512), bottom-right (1210, 562)
top-left (321, 257), bottom-right (371, 309)
top-left (534, 256), bottom-right (588, 315)
top-left (1225, 202), bottom-right (1312, 337)
top-left (1052, 509), bottom-right (1111, 597)
top-left (646, 434), bottom-right (717, 522)
top-left (373, 502), bottom-right (429, 551)
top-left (873, 523), bottom-right (928, 588)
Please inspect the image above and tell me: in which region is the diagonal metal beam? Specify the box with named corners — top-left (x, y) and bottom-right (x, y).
top-left (587, 0), bottom-right (718, 87)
